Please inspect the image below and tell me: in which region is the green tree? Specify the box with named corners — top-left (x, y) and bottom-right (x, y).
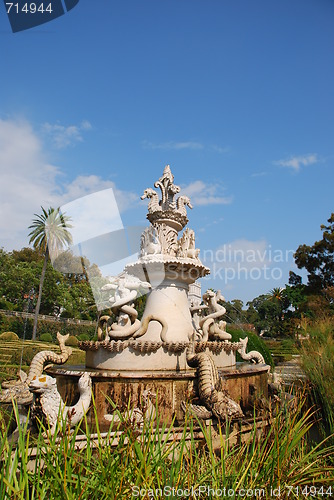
top-left (224, 299), bottom-right (245, 324)
top-left (28, 207), bottom-right (72, 339)
top-left (294, 213), bottom-right (334, 292)
top-left (246, 293), bottom-right (288, 337)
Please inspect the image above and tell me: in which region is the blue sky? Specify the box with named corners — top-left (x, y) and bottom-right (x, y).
top-left (0, 0), bottom-right (333, 304)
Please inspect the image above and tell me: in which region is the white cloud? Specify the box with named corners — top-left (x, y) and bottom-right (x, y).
top-left (142, 140), bottom-right (204, 151)
top-left (214, 239), bottom-right (270, 269)
top-left (251, 171), bottom-right (268, 178)
top-left (274, 153), bottom-right (319, 172)
top-left (42, 120), bottom-right (92, 149)
top-left (0, 118), bottom-right (137, 250)
top-left (59, 175), bottom-right (139, 213)
top-left (142, 140), bottom-right (229, 154)
top-left (182, 180), bottom-right (232, 206)
top-left (209, 145), bottom-right (230, 154)
top-left (200, 239), bottom-right (296, 303)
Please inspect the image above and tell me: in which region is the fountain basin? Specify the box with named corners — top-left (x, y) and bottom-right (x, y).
top-left (47, 362), bottom-right (269, 432)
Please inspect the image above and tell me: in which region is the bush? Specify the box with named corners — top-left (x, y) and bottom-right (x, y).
top-left (0, 314), bottom-right (96, 340)
top-left (0, 299), bottom-right (15, 310)
top-left (0, 331), bottom-right (19, 340)
top-left (39, 332), bottom-right (53, 343)
top-left (64, 350), bottom-right (85, 365)
top-left (66, 335), bottom-right (79, 347)
top-left (227, 326), bottom-right (274, 368)
top-left (78, 333), bottom-right (90, 341)
top-left (11, 346), bottom-right (39, 366)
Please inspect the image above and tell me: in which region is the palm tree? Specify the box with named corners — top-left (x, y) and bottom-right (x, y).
top-left (28, 207), bottom-right (73, 339)
top-left (269, 287), bottom-right (284, 302)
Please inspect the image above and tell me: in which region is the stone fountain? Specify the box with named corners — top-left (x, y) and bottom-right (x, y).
top-left (1, 166), bottom-right (270, 434)
top-left (47, 166), bottom-right (269, 430)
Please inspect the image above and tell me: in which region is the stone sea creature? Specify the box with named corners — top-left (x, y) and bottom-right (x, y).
top-left (141, 188), bottom-right (162, 213)
top-left (0, 332), bottom-right (73, 406)
top-left (183, 336), bottom-right (243, 420)
top-left (237, 337), bottom-right (265, 364)
top-left (176, 195), bottom-right (193, 216)
top-left (29, 372), bottom-right (92, 434)
top-left (199, 290), bottom-right (232, 342)
top-left (98, 274), bottom-right (168, 341)
top-left (104, 389), bottom-right (156, 427)
top-left (140, 226), bottom-right (162, 256)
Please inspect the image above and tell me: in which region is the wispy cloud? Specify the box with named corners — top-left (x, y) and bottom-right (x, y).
top-left (0, 118), bottom-right (137, 250)
top-left (182, 180), bottom-right (232, 206)
top-left (274, 153), bottom-right (319, 172)
top-left (209, 145), bottom-right (230, 154)
top-left (142, 140), bottom-right (229, 153)
top-left (251, 171), bottom-right (268, 178)
top-left (142, 140), bottom-right (204, 151)
top-left (58, 175), bottom-right (139, 213)
top-left (42, 120), bottom-right (92, 149)
top-left (202, 239), bottom-right (270, 271)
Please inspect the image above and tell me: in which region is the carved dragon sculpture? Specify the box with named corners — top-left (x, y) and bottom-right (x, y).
top-left (183, 335), bottom-right (243, 420)
top-left (176, 195), bottom-right (193, 216)
top-left (0, 332), bottom-right (73, 405)
top-left (99, 275), bottom-right (168, 341)
top-left (140, 226), bottom-right (162, 256)
top-left (177, 228), bottom-right (200, 260)
top-left (104, 389), bottom-right (156, 427)
top-left (141, 188), bottom-right (161, 213)
top-left (237, 337), bottom-right (265, 364)
top-left (29, 372), bottom-right (92, 434)
top-left (198, 290), bottom-right (232, 342)
top-left (98, 312), bottom-right (168, 341)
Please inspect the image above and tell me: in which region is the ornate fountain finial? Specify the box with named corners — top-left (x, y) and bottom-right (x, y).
top-left (141, 165), bottom-right (192, 231)
top-left (154, 165), bottom-right (180, 211)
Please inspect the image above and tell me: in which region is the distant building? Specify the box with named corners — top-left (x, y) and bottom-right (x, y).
top-left (188, 281), bottom-right (202, 307)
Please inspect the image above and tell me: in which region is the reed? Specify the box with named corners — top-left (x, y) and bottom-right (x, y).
top-left (300, 318), bottom-right (334, 441)
top-left (1, 390), bottom-right (333, 499)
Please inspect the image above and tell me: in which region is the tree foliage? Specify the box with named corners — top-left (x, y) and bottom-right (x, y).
top-left (0, 247), bottom-right (98, 329)
top-left (294, 213), bottom-right (334, 292)
top-left (28, 207), bottom-right (73, 339)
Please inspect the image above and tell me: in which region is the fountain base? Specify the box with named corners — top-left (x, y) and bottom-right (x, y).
top-left (47, 362), bottom-right (269, 432)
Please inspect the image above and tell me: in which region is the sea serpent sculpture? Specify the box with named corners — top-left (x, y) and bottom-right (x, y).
top-left (182, 334), bottom-right (244, 420)
top-left (29, 372), bottom-right (92, 435)
top-left (0, 332), bottom-right (73, 405)
top-left (98, 274), bottom-right (168, 341)
top-left (199, 290), bottom-right (232, 342)
top-left (237, 337), bottom-right (265, 364)
top-left (0, 332), bottom-right (91, 436)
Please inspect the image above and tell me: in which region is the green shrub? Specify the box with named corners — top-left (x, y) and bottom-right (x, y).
top-left (64, 350), bottom-right (85, 365)
top-left (11, 346), bottom-right (39, 366)
top-left (0, 331), bottom-right (19, 340)
top-left (0, 299), bottom-right (15, 310)
top-left (0, 314), bottom-right (96, 340)
top-left (39, 332), bottom-right (53, 343)
top-left (78, 332), bottom-right (90, 341)
top-left (66, 335), bottom-right (79, 347)
top-left (227, 326), bottom-right (274, 368)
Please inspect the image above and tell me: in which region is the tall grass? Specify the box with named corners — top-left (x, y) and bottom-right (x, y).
top-left (1, 392), bottom-right (333, 499)
top-left (300, 318), bottom-right (334, 439)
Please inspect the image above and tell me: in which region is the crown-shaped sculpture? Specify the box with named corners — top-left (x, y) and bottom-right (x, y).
top-left (141, 165), bottom-right (192, 232)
